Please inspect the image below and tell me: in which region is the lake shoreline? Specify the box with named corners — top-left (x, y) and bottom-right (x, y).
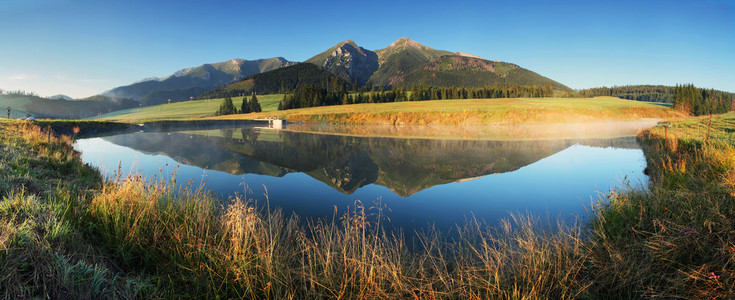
top-left (1, 113), bottom-right (733, 298)
top-left (95, 97), bottom-right (685, 124)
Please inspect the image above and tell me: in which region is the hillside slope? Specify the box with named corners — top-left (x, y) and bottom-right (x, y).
top-left (368, 37), bottom-right (453, 87)
top-left (397, 55), bottom-right (571, 90)
top-left (0, 93), bottom-right (137, 119)
top-left (199, 63), bottom-right (351, 99)
top-left (103, 57), bottom-right (293, 104)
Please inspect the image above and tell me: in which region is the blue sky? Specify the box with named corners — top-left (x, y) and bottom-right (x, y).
top-left (0, 0), bottom-right (733, 98)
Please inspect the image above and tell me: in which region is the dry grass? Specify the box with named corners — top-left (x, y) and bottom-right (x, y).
top-left (212, 97), bottom-right (684, 125)
top-left (85, 173), bottom-right (593, 298)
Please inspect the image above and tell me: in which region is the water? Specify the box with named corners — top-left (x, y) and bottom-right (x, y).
top-left (74, 124), bottom-right (649, 231)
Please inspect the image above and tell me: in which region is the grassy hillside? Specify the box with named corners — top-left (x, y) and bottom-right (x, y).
top-left (94, 94), bottom-right (284, 122)
top-left (369, 37), bottom-right (453, 86)
top-left (214, 97), bottom-right (685, 125)
top-left (395, 55), bottom-right (571, 91)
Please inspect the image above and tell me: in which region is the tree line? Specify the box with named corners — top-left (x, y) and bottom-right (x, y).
top-left (277, 83), bottom-right (556, 110)
top-left (0, 89), bottom-right (39, 97)
top-left (673, 84), bottom-right (734, 115)
top-left (278, 85), bottom-right (349, 110)
top-left (406, 83), bottom-right (554, 101)
top-left (575, 85), bottom-right (675, 103)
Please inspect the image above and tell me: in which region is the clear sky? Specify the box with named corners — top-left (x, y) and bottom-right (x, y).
top-left (0, 0), bottom-right (733, 98)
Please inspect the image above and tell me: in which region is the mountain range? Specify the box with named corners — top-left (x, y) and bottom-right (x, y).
top-left (103, 57), bottom-right (294, 105)
top-left (102, 38), bottom-right (570, 104)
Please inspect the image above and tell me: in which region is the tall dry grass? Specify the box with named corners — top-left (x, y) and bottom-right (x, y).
top-left (84, 170), bottom-right (593, 298)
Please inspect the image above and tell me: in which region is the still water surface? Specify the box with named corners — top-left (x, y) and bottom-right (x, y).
top-left (74, 124), bottom-right (649, 231)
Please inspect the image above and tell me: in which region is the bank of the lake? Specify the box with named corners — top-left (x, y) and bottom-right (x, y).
top-left (96, 96), bottom-right (685, 125)
top-left (1, 113), bottom-right (733, 298)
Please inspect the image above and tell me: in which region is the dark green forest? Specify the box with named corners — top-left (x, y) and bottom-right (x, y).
top-left (406, 83), bottom-right (554, 101)
top-left (278, 85), bottom-right (350, 110)
top-left (672, 84), bottom-right (734, 115)
top-left (576, 85), bottom-right (676, 102)
top-left (200, 63), bottom-right (351, 99)
top-left (278, 83), bottom-right (556, 110)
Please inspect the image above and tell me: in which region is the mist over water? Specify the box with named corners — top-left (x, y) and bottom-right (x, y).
top-left (74, 122), bottom-right (651, 231)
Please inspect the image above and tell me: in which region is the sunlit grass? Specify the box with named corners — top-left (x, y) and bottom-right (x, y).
top-left (94, 96), bottom-right (683, 125)
top-left (211, 96), bottom-right (684, 125)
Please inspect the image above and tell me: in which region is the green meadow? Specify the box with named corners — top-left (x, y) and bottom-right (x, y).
top-left (96, 95), bottom-right (682, 125)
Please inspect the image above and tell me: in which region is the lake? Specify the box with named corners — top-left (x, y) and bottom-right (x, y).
top-left (74, 122), bottom-right (651, 232)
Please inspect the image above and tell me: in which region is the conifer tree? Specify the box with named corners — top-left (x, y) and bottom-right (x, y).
top-left (240, 96), bottom-right (251, 114)
top-left (248, 94), bottom-right (262, 113)
top-left (216, 97), bottom-right (237, 115)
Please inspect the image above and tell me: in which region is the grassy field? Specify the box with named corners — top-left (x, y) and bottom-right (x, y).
top-left (94, 94), bottom-right (284, 122)
top-left (230, 96), bottom-right (679, 125)
top-left (2, 112), bottom-right (733, 298)
top-left (96, 95), bottom-right (683, 125)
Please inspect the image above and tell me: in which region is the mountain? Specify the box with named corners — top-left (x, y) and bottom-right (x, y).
top-left (368, 37), bottom-right (453, 87)
top-left (305, 40), bottom-right (378, 87)
top-left (396, 55), bottom-right (571, 90)
top-left (199, 63), bottom-right (351, 99)
top-left (103, 57), bottom-right (294, 105)
top-left (304, 37), bottom-right (568, 91)
top-left (97, 37), bottom-right (571, 110)
top-left (48, 94), bottom-right (75, 101)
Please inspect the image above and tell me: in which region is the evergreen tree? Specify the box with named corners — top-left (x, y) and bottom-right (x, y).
top-left (216, 97), bottom-right (237, 116)
top-left (240, 96), bottom-right (251, 114)
top-left (248, 94), bottom-right (262, 113)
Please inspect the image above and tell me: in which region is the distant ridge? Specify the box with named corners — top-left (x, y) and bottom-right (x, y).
top-left (102, 57), bottom-right (294, 105)
top-left (48, 94), bottom-right (75, 101)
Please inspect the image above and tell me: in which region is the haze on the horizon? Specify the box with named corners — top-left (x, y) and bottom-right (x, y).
top-left (0, 0), bottom-right (733, 98)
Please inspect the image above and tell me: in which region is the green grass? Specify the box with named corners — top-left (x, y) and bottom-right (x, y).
top-left (93, 94), bottom-right (284, 122)
top-left (2, 111), bottom-right (734, 298)
top-left (0, 120), bottom-right (151, 298)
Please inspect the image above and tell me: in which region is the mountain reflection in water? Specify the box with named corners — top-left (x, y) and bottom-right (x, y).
top-left (75, 125), bottom-right (648, 230)
top-left (101, 128), bottom-right (640, 197)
